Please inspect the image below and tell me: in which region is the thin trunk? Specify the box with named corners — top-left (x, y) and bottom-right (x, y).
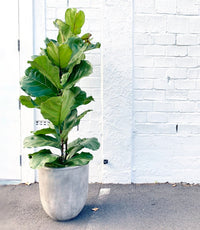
top-left (64, 139), bottom-right (68, 161)
top-left (61, 140), bottom-right (64, 158)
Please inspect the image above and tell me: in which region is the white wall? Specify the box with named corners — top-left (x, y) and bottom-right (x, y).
top-left (102, 0), bottom-right (133, 183)
top-left (133, 0), bottom-right (200, 183)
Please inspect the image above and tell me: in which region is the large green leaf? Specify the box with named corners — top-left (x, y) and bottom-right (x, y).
top-left (33, 128), bottom-right (56, 136)
top-left (66, 152), bottom-right (93, 166)
top-left (83, 96), bottom-right (94, 105)
top-left (40, 89), bottom-right (75, 126)
top-left (67, 137), bottom-right (100, 159)
top-left (65, 8), bottom-right (85, 35)
top-left (68, 37), bottom-right (85, 54)
top-left (19, 96), bottom-right (36, 108)
top-left (61, 38), bottom-right (87, 85)
top-left (34, 96), bottom-right (49, 107)
top-left (61, 72), bottom-right (70, 87)
top-left (80, 138), bottom-right (100, 150)
top-left (28, 149), bottom-right (59, 169)
top-left (19, 95), bottom-right (51, 109)
top-left (45, 158), bottom-right (66, 168)
top-left (86, 42), bottom-right (101, 51)
top-left (47, 42), bottom-right (72, 69)
top-left (62, 60), bottom-right (92, 89)
top-left (68, 137), bottom-right (100, 151)
top-left (28, 55), bottom-right (61, 89)
top-left (20, 67), bottom-right (58, 97)
top-left (76, 110), bottom-right (92, 124)
top-left (44, 37), bottom-right (57, 46)
top-left (46, 41), bottom-right (59, 66)
top-left (71, 86), bottom-right (94, 109)
top-left (59, 44), bottom-right (73, 68)
top-left (54, 19), bottom-right (72, 43)
top-left (61, 109), bottom-right (91, 141)
top-left (61, 109), bottom-right (77, 141)
top-left (24, 135), bottom-right (60, 149)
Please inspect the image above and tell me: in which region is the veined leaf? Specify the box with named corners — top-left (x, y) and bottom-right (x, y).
top-left (47, 41), bottom-right (59, 66)
top-left (40, 89), bottom-right (75, 126)
top-left (66, 152), bottom-right (93, 166)
top-left (61, 109), bottom-right (77, 141)
top-left (24, 135), bottom-right (60, 149)
top-left (61, 37), bottom-right (87, 85)
top-left (68, 137), bottom-right (100, 151)
top-left (80, 138), bottom-right (100, 150)
top-left (44, 37), bottom-right (57, 46)
top-left (65, 8), bottom-right (76, 32)
top-left (19, 96), bottom-right (36, 108)
top-left (33, 128), bottom-right (56, 136)
top-left (76, 110), bottom-right (92, 124)
top-left (63, 60), bottom-right (92, 89)
top-left (20, 67), bottom-right (58, 97)
top-left (67, 137), bottom-right (100, 159)
top-left (47, 42), bottom-right (72, 69)
top-left (65, 8), bottom-right (85, 35)
top-left (61, 109), bottom-right (91, 141)
top-left (28, 149), bottom-right (59, 169)
top-left (59, 44), bottom-right (72, 68)
top-left (19, 96), bottom-right (51, 109)
top-left (71, 86), bottom-right (94, 109)
top-left (34, 96), bottom-right (49, 107)
top-left (45, 158), bottom-right (65, 168)
top-left (61, 72), bottom-right (70, 87)
top-left (28, 55), bottom-right (61, 89)
top-left (54, 19), bottom-right (72, 44)
top-left (86, 42), bottom-right (101, 51)
top-left (68, 37), bottom-right (85, 53)
top-left (83, 96), bottom-right (94, 105)
top-left (67, 145), bottom-right (83, 159)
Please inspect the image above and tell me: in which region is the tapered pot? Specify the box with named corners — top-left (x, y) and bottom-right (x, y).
top-left (38, 164), bottom-right (89, 221)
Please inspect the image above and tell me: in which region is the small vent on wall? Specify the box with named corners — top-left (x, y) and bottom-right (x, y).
top-left (35, 120), bottom-right (50, 126)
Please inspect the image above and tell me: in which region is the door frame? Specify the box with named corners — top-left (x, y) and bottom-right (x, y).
top-left (19, 0), bottom-right (35, 183)
top-left (20, 0), bottom-right (46, 183)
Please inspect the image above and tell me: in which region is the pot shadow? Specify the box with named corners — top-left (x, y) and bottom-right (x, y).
top-left (59, 204), bottom-right (96, 223)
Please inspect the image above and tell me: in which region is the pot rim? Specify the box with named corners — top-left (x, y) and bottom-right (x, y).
top-left (39, 164), bottom-right (88, 171)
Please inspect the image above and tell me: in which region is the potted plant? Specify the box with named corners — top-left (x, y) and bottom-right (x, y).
top-left (19, 8), bottom-right (100, 221)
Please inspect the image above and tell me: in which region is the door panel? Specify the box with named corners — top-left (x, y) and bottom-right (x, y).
top-left (0, 1), bottom-right (20, 179)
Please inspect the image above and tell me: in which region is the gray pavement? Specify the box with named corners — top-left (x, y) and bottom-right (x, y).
top-left (0, 183), bottom-right (200, 230)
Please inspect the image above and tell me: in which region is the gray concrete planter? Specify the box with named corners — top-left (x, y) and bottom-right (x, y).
top-left (38, 164), bottom-right (89, 221)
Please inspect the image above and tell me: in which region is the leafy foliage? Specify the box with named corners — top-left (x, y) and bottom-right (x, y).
top-left (28, 149), bottom-right (59, 169)
top-left (19, 8), bottom-right (100, 169)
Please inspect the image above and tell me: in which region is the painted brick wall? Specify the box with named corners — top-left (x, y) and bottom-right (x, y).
top-left (134, 0), bottom-right (200, 183)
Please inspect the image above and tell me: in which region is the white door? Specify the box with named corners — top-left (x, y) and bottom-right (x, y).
top-left (0, 1), bottom-right (21, 180)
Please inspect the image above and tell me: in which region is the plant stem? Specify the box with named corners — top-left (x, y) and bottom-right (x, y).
top-left (64, 139), bottom-right (68, 161)
top-left (61, 140), bottom-right (64, 158)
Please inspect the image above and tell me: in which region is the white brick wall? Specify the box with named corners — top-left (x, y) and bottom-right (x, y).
top-left (134, 0), bottom-right (200, 183)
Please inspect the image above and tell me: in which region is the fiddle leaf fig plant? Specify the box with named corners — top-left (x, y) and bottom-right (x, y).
top-left (19, 8), bottom-right (100, 169)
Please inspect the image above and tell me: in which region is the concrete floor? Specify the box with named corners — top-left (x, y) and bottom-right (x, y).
top-left (1, 183), bottom-right (200, 230)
